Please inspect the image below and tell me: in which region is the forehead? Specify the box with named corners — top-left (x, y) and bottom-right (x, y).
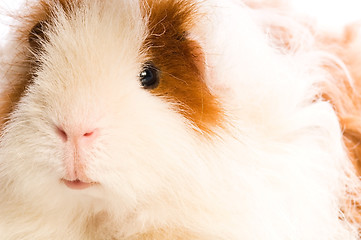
top-left (36, 1), bottom-right (146, 63)
top-left (23, 0), bottom-right (196, 47)
top-left (25, 0), bottom-right (198, 75)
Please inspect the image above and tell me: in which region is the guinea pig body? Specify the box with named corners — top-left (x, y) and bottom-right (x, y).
top-left (0, 0), bottom-right (360, 239)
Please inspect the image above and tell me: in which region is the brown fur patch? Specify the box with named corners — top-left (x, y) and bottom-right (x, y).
top-left (0, 72), bottom-right (29, 127)
top-left (316, 23), bottom-right (361, 230)
top-left (141, 0), bottom-right (223, 135)
top-left (317, 24), bottom-right (361, 175)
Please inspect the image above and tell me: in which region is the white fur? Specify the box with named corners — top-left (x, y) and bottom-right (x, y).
top-left (0, 0), bottom-right (359, 239)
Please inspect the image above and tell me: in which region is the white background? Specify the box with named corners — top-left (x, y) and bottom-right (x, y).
top-left (290, 0), bottom-right (361, 27)
top-left (0, 0), bottom-right (361, 45)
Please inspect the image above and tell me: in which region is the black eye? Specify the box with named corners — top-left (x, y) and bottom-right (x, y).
top-left (139, 64), bottom-right (159, 89)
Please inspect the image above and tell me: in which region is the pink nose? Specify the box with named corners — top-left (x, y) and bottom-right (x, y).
top-left (56, 126), bottom-right (98, 143)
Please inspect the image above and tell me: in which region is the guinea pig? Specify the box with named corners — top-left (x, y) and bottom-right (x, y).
top-left (1, 0), bottom-right (361, 239)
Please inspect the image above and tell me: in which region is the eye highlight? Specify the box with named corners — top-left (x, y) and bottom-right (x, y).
top-left (139, 63), bottom-right (160, 89)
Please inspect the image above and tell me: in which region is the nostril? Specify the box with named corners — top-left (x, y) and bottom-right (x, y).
top-left (56, 127), bottom-right (68, 142)
top-left (82, 129), bottom-right (98, 139)
top-left (83, 131), bottom-right (93, 137)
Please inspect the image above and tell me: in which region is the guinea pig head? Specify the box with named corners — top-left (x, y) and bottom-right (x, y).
top-left (0, 0), bottom-right (223, 211)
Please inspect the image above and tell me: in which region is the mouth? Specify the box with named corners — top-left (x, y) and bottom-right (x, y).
top-left (61, 179), bottom-right (98, 190)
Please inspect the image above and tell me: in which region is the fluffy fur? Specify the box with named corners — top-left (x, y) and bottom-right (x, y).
top-left (0, 0), bottom-right (361, 239)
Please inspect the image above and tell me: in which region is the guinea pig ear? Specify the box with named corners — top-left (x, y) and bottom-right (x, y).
top-left (28, 21), bottom-right (48, 51)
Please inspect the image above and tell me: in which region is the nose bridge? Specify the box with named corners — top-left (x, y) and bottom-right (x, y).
top-left (57, 88), bottom-right (97, 127)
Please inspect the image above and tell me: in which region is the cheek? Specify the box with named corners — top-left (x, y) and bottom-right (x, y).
top-left (1, 111), bottom-right (64, 172)
top-left (0, 119), bottom-right (66, 204)
top-left (88, 95), bottom-right (198, 193)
